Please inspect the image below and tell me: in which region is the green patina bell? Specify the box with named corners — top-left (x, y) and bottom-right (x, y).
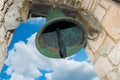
top-left (35, 7), bottom-right (88, 58)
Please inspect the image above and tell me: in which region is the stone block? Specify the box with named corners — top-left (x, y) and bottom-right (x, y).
top-left (4, 0), bottom-right (25, 30)
top-left (1, 41), bottom-right (7, 59)
top-left (0, 25), bottom-right (6, 43)
top-left (0, 45), bottom-right (3, 63)
top-left (88, 0), bottom-right (100, 12)
top-left (0, 63), bottom-right (2, 72)
top-left (119, 65), bottom-right (120, 72)
top-left (0, 0), bottom-right (5, 10)
top-left (87, 0), bottom-right (94, 11)
top-left (100, 0), bottom-right (112, 9)
top-left (102, 5), bottom-right (120, 41)
top-left (85, 45), bottom-right (96, 64)
top-left (0, 11), bottom-right (4, 21)
top-left (74, 0), bottom-right (81, 9)
top-left (0, 12), bottom-right (2, 21)
top-left (81, 0), bottom-right (91, 10)
top-left (108, 41), bottom-right (120, 65)
top-left (94, 57), bottom-right (113, 78)
top-left (98, 37), bottom-right (115, 56)
top-left (107, 72), bottom-right (120, 80)
top-left (94, 5), bottom-right (106, 22)
top-left (5, 31), bottom-right (13, 46)
top-left (87, 31), bottom-right (106, 53)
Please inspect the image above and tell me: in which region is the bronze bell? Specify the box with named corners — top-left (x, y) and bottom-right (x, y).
top-left (35, 7), bottom-right (88, 58)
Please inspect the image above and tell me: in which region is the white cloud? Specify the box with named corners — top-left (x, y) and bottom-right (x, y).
top-left (45, 60), bottom-right (99, 80)
top-left (5, 33), bottom-right (99, 80)
top-left (27, 17), bottom-right (46, 25)
top-left (92, 77), bottom-right (100, 80)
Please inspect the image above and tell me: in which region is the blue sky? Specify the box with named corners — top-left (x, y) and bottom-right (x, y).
top-left (0, 17), bottom-right (99, 80)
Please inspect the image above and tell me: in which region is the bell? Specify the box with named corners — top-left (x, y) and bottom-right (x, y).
top-left (35, 7), bottom-right (88, 58)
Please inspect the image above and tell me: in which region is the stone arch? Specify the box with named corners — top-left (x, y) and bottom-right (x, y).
top-left (0, 0), bottom-right (120, 80)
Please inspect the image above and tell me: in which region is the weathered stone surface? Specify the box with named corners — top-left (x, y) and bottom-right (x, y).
top-left (81, 0), bottom-right (91, 10)
top-left (102, 5), bottom-right (120, 41)
top-left (87, 31), bottom-right (106, 53)
top-left (100, 0), bottom-right (112, 9)
top-left (0, 25), bottom-right (6, 43)
top-left (0, 0), bottom-right (6, 10)
top-left (0, 0), bottom-right (15, 71)
top-left (74, 0), bottom-right (81, 9)
top-left (94, 5), bottom-right (106, 22)
top-left (107, 72), bottom-right (120, 80)
top-left (1, 41), bottom-right (7, 58)
top-left (0, 62), bottom-right (3, 72)
top-left (4, 0), bottom-right (24, 30)
top-left (0, 0), bottom-right (13, 22)
top-left (98, 37), bottom-right (115, 56)
top-left (5, 31), bottom-right (13, 46)
top-left (0, 45), bottom-right (3, 63)
top-left (87, 0), bottom-right (94, 11)
top-left (118, 64), bottom-right (120, 72)
top-left (94, 57), bottom-right (113, 78)
top-left (85, 45), bottom-right (96, 64)
top-left (0, 0), bottom-right (10, 11)
top-left (108, 41), bottom-right (120, 65)
top-left (89, 0), bottom-right (100, 12)
top-left (0, 12), bottom-right (2, 21)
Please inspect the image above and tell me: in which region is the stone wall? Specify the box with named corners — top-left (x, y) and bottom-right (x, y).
top-left (85, 1), bottom-right (120, 80)
top-left (49, 0), bottom-right (120, 80)
top-left (0, 0), bottom-right (14, 71)
top-left (0, 0), bottom-right (120, 80)
top-left (0, 0), bottom-right (25, 70)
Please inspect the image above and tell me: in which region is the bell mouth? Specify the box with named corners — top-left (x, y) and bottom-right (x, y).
top-left (35, 18), bottom-right (87, 58)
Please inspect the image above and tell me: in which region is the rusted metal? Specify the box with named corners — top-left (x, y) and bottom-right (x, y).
top-left (35, 8), bottom-right (88, 58)
top-left (29, 1), bottom-right (53, 17)
top-left (112, 0), bottom-right (120, 3)
top-left (29, 1), bottom-right (77, 18)
top-left (56, 28), bottom-right (66, 58)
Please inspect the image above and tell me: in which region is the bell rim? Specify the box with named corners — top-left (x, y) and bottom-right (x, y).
top-left (35, 17), bottom-right (88, 58)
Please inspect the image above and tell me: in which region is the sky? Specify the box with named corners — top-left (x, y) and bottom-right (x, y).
top-left (0, 17), bottom-right (99, 80)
